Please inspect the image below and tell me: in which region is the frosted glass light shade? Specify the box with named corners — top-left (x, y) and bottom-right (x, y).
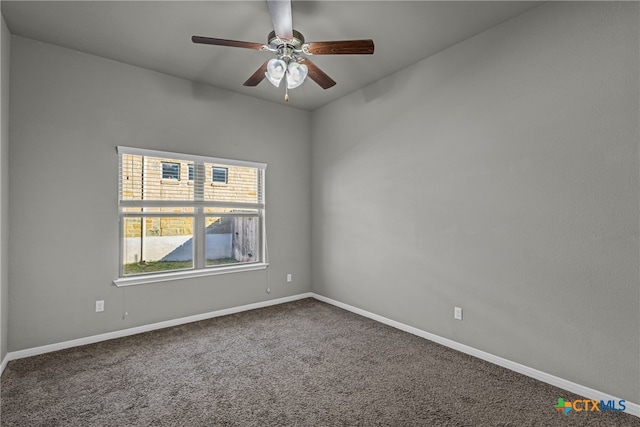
top-left (286, 62), bottom-right (308, 89)
top-left (266, 59), bottom-right (287, 87)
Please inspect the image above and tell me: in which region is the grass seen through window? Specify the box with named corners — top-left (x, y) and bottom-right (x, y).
top-left (123, 258), bottom-right (239, 275)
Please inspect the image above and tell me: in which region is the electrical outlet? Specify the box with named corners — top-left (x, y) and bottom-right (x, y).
top-left (454, 306), bottom-right (463, 320)
top-left (287, 273), bottom-right (292, 283)
top-left (96, 300), bottom-right (105, 313)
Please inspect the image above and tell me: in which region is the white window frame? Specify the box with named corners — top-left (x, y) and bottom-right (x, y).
top-left (114, 146), bottom-right (268, 287)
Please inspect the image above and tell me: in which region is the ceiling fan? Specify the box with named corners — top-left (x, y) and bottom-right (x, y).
top-left (192, 0), bottom-right (374, 101)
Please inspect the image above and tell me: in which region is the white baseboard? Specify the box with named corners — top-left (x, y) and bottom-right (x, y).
top-left (310, 293), bottom-right (640, 418)
top-left (0, 352), bottom-right (8, 375)
top-left (1, 291), bottom-right (637, 419)
top-left (1, 292), bottom-right (314, 371)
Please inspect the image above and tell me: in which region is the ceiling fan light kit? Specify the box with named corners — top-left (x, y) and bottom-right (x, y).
top-left (192, 0), bottom-right (374, 101)
top-left (266, 59), bottom-right (287, 87)
top-left (264, 30), bottom-right (311, 92)
top-left (286, 62), bottom-right (308, 89)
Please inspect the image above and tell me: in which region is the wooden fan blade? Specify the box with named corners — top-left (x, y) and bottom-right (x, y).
top-left (243, 61), bottom-right (269, 87)
top-left (191, 36), bottom-right (264, 51)
top-left (305, 40), bottom-right (374, 55)
top-left (267, 0), bottom-right (293, 40)
top-left (303, 59), bottom-right (336, 89)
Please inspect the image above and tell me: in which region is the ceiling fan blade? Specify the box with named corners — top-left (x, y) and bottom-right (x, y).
top-left (267, 0), bottom-right (293, 40)
top-left (305, 40), bottom-right (375, 55)
top-left (191, 36), bottom-right (264, 51)
top-left (303, 59), bottom-right (336, 89)
top-left (243, 61), bottom-right (270, 87)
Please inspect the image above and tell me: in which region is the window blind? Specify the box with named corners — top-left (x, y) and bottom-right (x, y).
top-left (117, 146), bottom-right (266, 209)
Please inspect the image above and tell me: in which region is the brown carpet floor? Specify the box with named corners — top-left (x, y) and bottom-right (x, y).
top-left (1, 298), bottom-right (638, 426)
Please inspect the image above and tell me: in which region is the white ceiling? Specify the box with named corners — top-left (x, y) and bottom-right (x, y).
top-left (1, 1), bottom-right (543, 111)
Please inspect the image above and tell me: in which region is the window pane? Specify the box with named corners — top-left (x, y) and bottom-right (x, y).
top-left (188, 164), bottom-right (194, 181)
top-left (122, 216), bottom-right (194, 275)
top-left (205, 216), bottom-right (259, 266)
top-left (212, 167), bottom-right (228, 183)
top-left (120, 154), bottom-right (144, 201)
top-left (120, 154), bottom-right (194, 201)
top-left (122, 207), bottom-right (195, 214)
top-left (203, 207), bottom-right (258, 215)
top-left (204, 164), bottom-right (259, 204)
top-left (162, 162), bottom-right (180, 180)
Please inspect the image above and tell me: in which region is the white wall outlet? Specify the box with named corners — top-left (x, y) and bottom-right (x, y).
top-left (454, 306), bottom-right (463, 320)
top-left (95, 300), bottom-right (105, 312)
top-left (286, 273), bottom-right (292, 283)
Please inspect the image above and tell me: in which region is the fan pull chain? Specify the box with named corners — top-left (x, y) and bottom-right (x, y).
top-left (285, 85), bottom-right (289, 102)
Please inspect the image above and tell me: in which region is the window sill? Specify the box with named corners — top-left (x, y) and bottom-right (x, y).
top-left (113, 262), bottom-right (269, 287)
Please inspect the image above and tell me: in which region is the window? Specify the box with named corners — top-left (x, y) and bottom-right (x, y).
top-left (162, 162), bottom-right (180, 180)
top-left (212, 167), bottom-right (228, 184)
top-left (115, 146), bottom-right (267, 286)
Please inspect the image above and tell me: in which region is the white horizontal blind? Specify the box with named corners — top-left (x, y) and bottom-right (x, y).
top-left (117, 146), bottom-right (267, 169)
top-left (117, 146), bottom-right (266, 209)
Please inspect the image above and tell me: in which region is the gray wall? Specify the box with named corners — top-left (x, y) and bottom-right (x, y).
top-left (1, 14), bottom-right (10, 362)
top-left (311, 2), bottom-right (639, 403)
top-left (9, 36), bottom-right (311, 351)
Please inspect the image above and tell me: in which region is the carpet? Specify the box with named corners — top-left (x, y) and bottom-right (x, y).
top-left (1, 298), bottom-right (638, 426)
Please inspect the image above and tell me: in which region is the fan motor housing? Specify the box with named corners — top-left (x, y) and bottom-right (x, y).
top-left (267, 29), bottom-right (305, 50)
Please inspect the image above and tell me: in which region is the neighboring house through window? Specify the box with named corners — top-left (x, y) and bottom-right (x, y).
top-left (115, 146), bottom-right (267, 286)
